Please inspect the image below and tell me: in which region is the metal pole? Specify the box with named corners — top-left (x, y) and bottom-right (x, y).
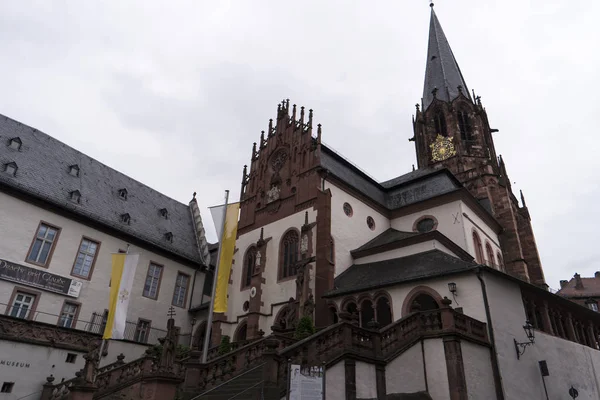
top-left (201, 190), bottom-right (230, 364)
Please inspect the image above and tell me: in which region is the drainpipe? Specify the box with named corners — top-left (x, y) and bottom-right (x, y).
top-left (476, 268), bottom-right (506, 400)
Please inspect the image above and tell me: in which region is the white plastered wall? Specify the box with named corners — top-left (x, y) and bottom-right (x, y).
top-left (460, 202), bottom-right (502, 268)
top-left (325, 182), bottom-right (390, 276)
top-left (385, 342), bottom-right (426, 394)
top-left (461, 340), bottom-right (495, 399)
top-left (484, 272), bottom-right (600, 399)
top-left (424, 338), bottom-right (450, 400)
top-left (225, 208), bottom-right (317, 337)
top-left (0, 192), bottom-right (202, 336)
top-left (325, 361), bottom-right (345, 400)
top-left (355, 361), bottom-right (377, 399)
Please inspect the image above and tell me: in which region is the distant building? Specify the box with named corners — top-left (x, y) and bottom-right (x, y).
top-left (558, 273), bottom-right (600, 311)
top-left (0, 115), bottom-right (213, 398)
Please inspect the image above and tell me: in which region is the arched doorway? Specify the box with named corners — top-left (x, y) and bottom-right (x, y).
top-left (410, 294), bottom-right (440, 312)
top-left (192, 321), bottom-right (208, 349)
top-left (234, 321), bottom-right (248, 342)
top-left (360, 299), bottom-right (374, 328)
top-left (376, 297), bottom-right (392, 327)
top-left (328, 306), bottom-right (338, 324)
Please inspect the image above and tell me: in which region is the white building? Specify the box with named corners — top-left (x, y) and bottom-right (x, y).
top-left (0, 114), bottom-right (213, 399)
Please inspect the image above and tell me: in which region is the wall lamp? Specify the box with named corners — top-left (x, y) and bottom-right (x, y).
top-left (514, 320), bottom-right (535, 359)
top-left (448, 282), bottom-right (459, 305)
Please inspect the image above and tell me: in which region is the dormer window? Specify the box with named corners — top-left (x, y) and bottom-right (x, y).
top-left (160, 208), bottom-right (169, 219)
top-left (120, 213), bottom-right (131, 224)
top-left (9, 137), bottom-right (22, 150)
top-left (165, 232), bottom-right (173, 243)
top-left (586, 299), bottom-right (598, 312)
top-left (69, 165), bottom-right (80, 177)
top-left (69, 190), bottom-right (81, 204)
top-left (118, 189), bottom-right (128, 200)
top-left (4, 162), bottom-right (17, 176)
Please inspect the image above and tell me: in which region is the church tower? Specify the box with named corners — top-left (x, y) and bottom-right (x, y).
top-left (411, 4), bottom-right (546, 288)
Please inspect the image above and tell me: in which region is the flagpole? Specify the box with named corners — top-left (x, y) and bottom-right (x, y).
top-left (99, 244), bottom-right (130, 364)
top-left (201, 190), bottom-right (230, 364)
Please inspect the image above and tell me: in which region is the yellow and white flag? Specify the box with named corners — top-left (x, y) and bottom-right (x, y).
top-left (103, 253), bottom-right (140, 340)
top-left (210, 202), bottom-right (240, 313)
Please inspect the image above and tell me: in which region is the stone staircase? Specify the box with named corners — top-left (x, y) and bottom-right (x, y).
top-left (187, 363), bottom-right (265, 400)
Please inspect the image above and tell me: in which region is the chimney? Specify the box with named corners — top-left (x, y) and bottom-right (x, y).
top-left (574, 273), bottom-right (583, 290)
top-left (595, 272), bottom-right (600, 279)
top-left (560, 280), bottom-right (568, 288)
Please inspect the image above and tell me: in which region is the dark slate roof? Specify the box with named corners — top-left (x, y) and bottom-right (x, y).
top-left (0, 114), bottom-right (203, 265)
top-left (321, 144), bottom-right (461, 210)
top-left (422, 7), bottom-right (471, 110)
top-left (353, 228), bottom-right (418, 253)
top-left (326, 250), bottom-right (477, 297)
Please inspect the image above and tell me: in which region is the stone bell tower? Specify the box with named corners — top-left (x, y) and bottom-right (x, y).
top-left (410, 4), bottom-right (546, 288)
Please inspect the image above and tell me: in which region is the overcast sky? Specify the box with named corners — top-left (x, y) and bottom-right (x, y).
top-left (1, 0), bottom-right (597, 289)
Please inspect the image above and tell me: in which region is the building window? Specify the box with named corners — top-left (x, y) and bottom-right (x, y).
top-left (4, 162), bottom-right (17, 176)
top-left (65, 353), bottom-right (77, 363)
top-left (172, 273), bottom-right (190, 308)
top-left (497, 252), bottom-right (504, 270)
top-left (58, 302), bottom-right (79, 328)
top-left (376, 296), bottom-right (393, 327)
top-left (343, 202), bottom-right (353, 217)
top-left (27, 222), bottom-right (60, 266)
top-left (434, 111), bottom-right (447, 137)
top-left (71, 238), bottom-right (99, 279)
top-left (9, 292), bottom-right (36, 319)
top-left (164, 232), bottom-right (173, 243)
top-left (9, 137), bottom-right (22, 150)
top-left (143, 263), bottom-right (163, 299)
top-left (361, 299), bottom-right (374, 328)
top-left (234, 321), bottom-right (248, 342)
top-left (134, 319), bottom-right (151, 343)
top-left (586, 300), bottom-right (598, 312)
top-left (485, 243), bottom-right (495, 267)
top-left (458, 110), bottom-right (473, 141)
top-left (414, 216), bottom-right (437, 233)
top-left (280, 230), bottom-right (299, 279)
top-left (160, 208), bottom-right (169, 219)
top-left (367, 216), bottom-right (376, 231)
top-left (69, 190), bottom-right (81, 204)
top-left (120, 213), bottom-right (131, 224)
top-left (243, 247), bottom-right (257, 289)
top-left (1, 382), bottom-right (14, 393)
top-left (472, 231), bottom-right (484, 264)
top-left (118, 188), bottom-right (128, 200)
top-left (69, 164), bottom-right (80, 177)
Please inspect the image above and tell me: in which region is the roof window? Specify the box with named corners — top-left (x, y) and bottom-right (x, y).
top-left (120, 213), bottom-right (131, 224)
top-left (69, 165), bottom-right (80, 177)
top-left (165, 232), bottom-right (173, 243)
top-left (8, 137), bottom-right (22, 150)
top-left (4, 162), bottom-right (17, 176)
top-left (118, 188), bottom-right (128, 200)
top-left (69, 190), bottom-right (81, 204)
top-left (160, 208), bottom-right (169, 219)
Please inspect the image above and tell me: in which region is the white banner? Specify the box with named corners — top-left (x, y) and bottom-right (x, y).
top-left (289, 364), bottom-right (324, 400)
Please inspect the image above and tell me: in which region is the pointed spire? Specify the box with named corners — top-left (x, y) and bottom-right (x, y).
top-left (422, 6), bottom-right (471, 110)
top-left (520, 190), bottom-right (527, 208)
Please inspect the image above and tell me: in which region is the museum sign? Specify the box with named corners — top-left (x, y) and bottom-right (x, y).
top-left (0, 259), bottom-right (82, 298)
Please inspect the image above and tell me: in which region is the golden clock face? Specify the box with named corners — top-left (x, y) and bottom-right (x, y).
top-left (430, 134), bottom-right (456, 162)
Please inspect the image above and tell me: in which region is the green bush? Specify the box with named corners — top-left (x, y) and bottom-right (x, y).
top-left (146, 343), bottom-right (190, 359)
top-left (294, 316), bottom-right (316, 340)
top-left (218, 335), bottom-right (232, 355)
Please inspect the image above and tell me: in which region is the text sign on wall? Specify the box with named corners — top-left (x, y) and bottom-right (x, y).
top-left (289, 364), bottom-right (324, 400)
top-left (0, 259), bottom-right (82, 298)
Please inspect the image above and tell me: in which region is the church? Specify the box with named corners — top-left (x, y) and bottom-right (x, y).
top-left (199, 4), bottom-right (600, 400)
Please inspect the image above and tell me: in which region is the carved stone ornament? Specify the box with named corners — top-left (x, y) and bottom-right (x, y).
top-left (255, 251), bottom-right (261, 267)
top-left (300, 234), bottom-right (309, 254)
top-left (266, 185), bottom-right (281, 203)
top-left (303, 294), bottom-right (315, 318)
top-left (271, 149), bottom-right (288, 172)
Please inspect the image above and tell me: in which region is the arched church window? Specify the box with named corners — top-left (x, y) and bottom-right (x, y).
top-left (473, 231), bottom-right (484, 264)
top-left (329, 306), bottom-right (339, 324)
top-left (243, 247), bottom-right (257, 289)
top-left (485, 243), bottom-right (495, 267)
top-left (346, 302), bottom-right (358, 317)
top-left (410, 293), bottom-right (439, 313)
top-left (458, 110), bottom-right (473, 141)
top-left (280, 230), bottom-right (299, 279)
top-left (434, 111), bottom-right (447, 137)
top-left (361, 299), bottom-right (374, 328)
top-left (497, 251), bottom-right (504, 271)
top-left (376, 296), bottom-right (392, 327)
